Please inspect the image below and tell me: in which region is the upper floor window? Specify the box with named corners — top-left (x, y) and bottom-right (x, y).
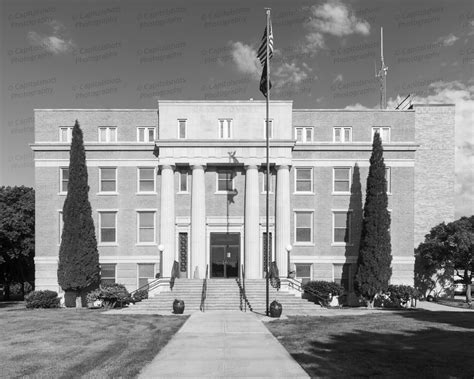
top-left (334, 127), bottom-right (352, 142)
top-left (98, 127), bottom-right (117, 142)
top-left (137, 168), bottom-right (155, 193)
top-left (295, 168), bottom-right (313, 193)
top-left (333, 167), bottom-right (351, 193)
top-left (59, 127), bottom-right (73, 142)
top-left (263, 119), bottom-right (273, 139)
top-left (99, 168), bottom-right (117, 193)
top-left (218, 119), bottom-right (232, 139)
top-left (385, 167), bottom-right (391, 194)
top-left (178, 120), bottom-right (187, 139)
top-left (294, 211), bottom-right (313, 244)
top-left (179, 171), bottom-right (189, 192)
top-left (217, 171), bottom-right (234, 192)
top-left (295, 127), bottom-right (313, 143)
top-left (333, 211), bottom-right (351, 244)
top-left (372, 127), bottom-right (390, 142)
top-left (137, 127), bottom-right (155, 142)
top-left (59, 167), bottom-right (69, 194)
top-left (137, 211), bottom-right (156, 244)
top-left (99, 211), bottom-right (117, 244)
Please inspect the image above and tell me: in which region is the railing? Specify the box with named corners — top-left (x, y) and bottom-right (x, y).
top-left (284, 277), bottom-right (329, 306)
top-left (129, 277), bottom-right (168, 299)
top-left (200, 264), bottom-right (208, 312)
top-left (236, 264), bottom-right (252, 312)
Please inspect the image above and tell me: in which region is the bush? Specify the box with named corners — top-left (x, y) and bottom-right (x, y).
top-left (303, 281), bottom-right (345, 307)
top-left (86, 289), bottom-right (102, 306)
top-left (98, 283), bottom-right (132, 309)
top-left (133, 289), bottom-right (148, 302)
top-left (25, 290), bottom-right (60, 309)
top-left (375, 285), bottom-right (420, 308)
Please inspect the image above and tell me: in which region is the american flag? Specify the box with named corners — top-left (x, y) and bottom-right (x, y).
top-left (257, 21), bottom-right (273, 66)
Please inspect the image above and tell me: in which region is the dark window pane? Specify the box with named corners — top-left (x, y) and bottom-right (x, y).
top-left (296, 228), bottom-right (311, 242)
top-left (101, 229), bottom-right (116, 242)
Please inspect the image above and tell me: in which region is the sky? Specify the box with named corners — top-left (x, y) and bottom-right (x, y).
top-left (0, 0), bottom-right (472, 218)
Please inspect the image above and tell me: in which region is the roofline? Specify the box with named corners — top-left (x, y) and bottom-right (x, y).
top-left (411, 103), bottom-right (455, 107)
top-left (293, 109), bottom-right (414, 112)
top-left (34, 109), bottom-right (158, 112)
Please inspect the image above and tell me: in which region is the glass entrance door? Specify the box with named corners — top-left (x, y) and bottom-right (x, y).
top-left (210, 233), bottom-right (240, 278)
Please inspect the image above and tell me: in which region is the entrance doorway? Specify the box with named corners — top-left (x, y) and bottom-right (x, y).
top-left (210, 232), bottom-right (240, 278)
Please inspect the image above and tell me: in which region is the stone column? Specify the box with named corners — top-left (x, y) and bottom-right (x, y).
top-left (275, 165), bottom-right (290, 277)
top-left (244, 165), bottom-right (260, 279)
top-left (191, 164), bottom-right (206, 278)
top-left (160, 165), bottom-right (175, 278)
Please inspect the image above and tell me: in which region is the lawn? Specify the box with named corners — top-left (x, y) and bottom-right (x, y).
top-left (0, 303), bottom-right (188, 378)
top-left (266, 311), bottom-right (474, 378)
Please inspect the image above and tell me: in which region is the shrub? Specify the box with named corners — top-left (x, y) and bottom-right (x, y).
top-left (98, 283), bottom-right (131, 309)
top-left (86, 289), bottom-right (102, 304)
top-left (303, 281), bottom-right (345, 306)
top-left (133, 289), bottom-right (148, 302)
top-left (375, 285), bottom-right (420, 308)
top-left (25, 290), bottom-right (60, 309)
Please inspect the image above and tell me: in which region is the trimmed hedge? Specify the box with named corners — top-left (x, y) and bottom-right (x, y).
top-left (303, 281), bottom-right (345, 307)
top-left (375, 285), bottom-right (420, 308)
top-left (132, 289), bottom-right (148, 302)
top-left (98, 283), bottom-right (132, 309)
top-left (25, 290), bottom-right (60, 309)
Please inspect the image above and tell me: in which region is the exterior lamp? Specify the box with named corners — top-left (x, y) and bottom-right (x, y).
top-left (286, 245), bottom-right (293, 278)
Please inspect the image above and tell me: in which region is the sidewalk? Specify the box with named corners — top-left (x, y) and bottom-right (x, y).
top-left (138, 310), bottom-right (309, 378)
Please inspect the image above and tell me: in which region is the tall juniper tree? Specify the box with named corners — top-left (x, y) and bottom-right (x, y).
top-left (58, 120), bottom-right (100, 307)
top-left (355, 132), bottom-right (392, 307)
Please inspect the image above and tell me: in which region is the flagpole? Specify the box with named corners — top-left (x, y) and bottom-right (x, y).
top-left (264, 7), bottom-right (271, 317)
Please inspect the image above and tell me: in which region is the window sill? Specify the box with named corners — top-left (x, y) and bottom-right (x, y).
top-left (58, 192), bottom-right (67, 196)
top-left (293, 242), bottom-right (315, 246)
top-left (332, 192), bottom-right (351, 196)
top-left (260, 192), bottom-right (274, 195)
top-left (99, 243), bottom-right (118, 247)
top-left (136, 243), bottom-right (157, 246)
top-left (97, 192), bottom-right (119, 196)
top-left (214, 191), bottom-right (237, 195)
top-left (331, 243), bottom-right (353, 247)
top-left (177, 191), bottom-right (189, 195)
top-left (136, 192), bottom-right (157, 195)
top-left (293, 192), bottom-right (314, 195)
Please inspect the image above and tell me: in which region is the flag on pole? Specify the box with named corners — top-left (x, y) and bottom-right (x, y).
top-left (257, 23), bottom-right (273, 65)
top-left (259, 63), bottom-right (271, 98)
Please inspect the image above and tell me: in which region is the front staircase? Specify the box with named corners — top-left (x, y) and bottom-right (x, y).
top-left (126, 278), bottom-right (321, 314)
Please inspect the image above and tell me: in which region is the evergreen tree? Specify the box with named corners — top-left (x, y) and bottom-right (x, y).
top-left (58, 120), bottom-right (100, 307)
top-left (355, 132), bottom-right (392, 307)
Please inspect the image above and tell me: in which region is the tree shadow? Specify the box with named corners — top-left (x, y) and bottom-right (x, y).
top-left (394, 309), bottom-right (474, 329)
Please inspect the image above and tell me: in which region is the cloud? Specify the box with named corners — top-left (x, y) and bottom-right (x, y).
top-left (343, 103), bottom-right (371, 110)
top-left (333, 74), bottom-right (343, 83)
top-left (435, 33), bottom-right (459, 46)
top-left (27, 20), bottom-right (75, 54)
top-left (229, 41), bottom-right (260, 78)
top-left (273, 62), bottom-right (309, 89)
top-left (302, 0), bottom-right (370, 54)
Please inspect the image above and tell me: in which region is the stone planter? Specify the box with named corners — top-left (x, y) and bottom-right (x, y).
top-left (173, 299), bottom-right (185, 314)
top-left (270, 300), bottom-right (282, 318)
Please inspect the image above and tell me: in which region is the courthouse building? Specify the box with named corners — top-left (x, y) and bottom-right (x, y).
top-left (32, 100), bottom-right (455, 293)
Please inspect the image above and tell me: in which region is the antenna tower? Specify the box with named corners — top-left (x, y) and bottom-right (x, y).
top-left (375, 27), bottom-right (388, 109)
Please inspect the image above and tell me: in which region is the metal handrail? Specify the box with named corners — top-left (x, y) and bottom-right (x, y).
top-left (236, 264), bottom-right (252, 312)
top-left (129, 277), bottom-right (165, 298)
top-left (285, 278), bottom-right (329, 306)
top-left (200, 264), bottom-right (208, 312)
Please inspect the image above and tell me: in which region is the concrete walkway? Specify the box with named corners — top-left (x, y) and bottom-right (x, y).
top-left (138, 310), bottom-right (309, 378)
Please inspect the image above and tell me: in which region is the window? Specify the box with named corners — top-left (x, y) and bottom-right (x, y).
top-left (295, 127), bottom-right (313, 143)
top-left (263, 119), bottom-right (273, 139)
top-left (100, 264), bottom-right (116, 285)
top-left (59, 127), bottom-right (73, 142)
top-left (58, 211), bottom-right (63, 244)
top-left (334, 127), bottom-right (352, 142)
top-left (99, 168), bottom-right (117, 193)
top-left (138, 168), bottom-right (155, 193)
top-left (333, 211), bottom-right (351, 244)
top-left (217, 171), bottom-right (234, 192)
top-left (178, 171), bottom-right (188, 192)
top-left (178, 120), bottom-right (187, 139)
top-left (98, 127), bottom-right (117, 142)
top-left (333, 167), bottom-right (351, 193)
top-left (385, 167), bottom-right (391, 194)
top-left (295, 211), bottom-right (313, 243)
top-left (99, 211), bottom-right (117, 244)
top-left (333, 263), bottom-right (354, 292)
top-left (295, 263), bottom-right (312, 285)
top-left (137, 211), bottom-right (155, 244)
top-left (60, 168), bottom-right (69, 193)
top-left (262, 171), bottom-right (273, 193)
top-left (138, 263), bottom-right (155, 288)
top-left (295, 168), bottom-right (313, 193)
top-left (372, 127), bottom-right (390, 142)
top-left (137, 127), bottom-right (156, 142)
top-left (218, 119), bottom-right (232, 139)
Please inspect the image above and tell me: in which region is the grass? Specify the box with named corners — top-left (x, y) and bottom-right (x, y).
top-left (266, 311), bottom-right (474, 378)
top-left (0, 303), bottom-right (188, 378)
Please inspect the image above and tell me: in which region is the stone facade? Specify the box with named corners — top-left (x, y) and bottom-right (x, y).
top-left (31, 101), bottom-right (455, 292)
